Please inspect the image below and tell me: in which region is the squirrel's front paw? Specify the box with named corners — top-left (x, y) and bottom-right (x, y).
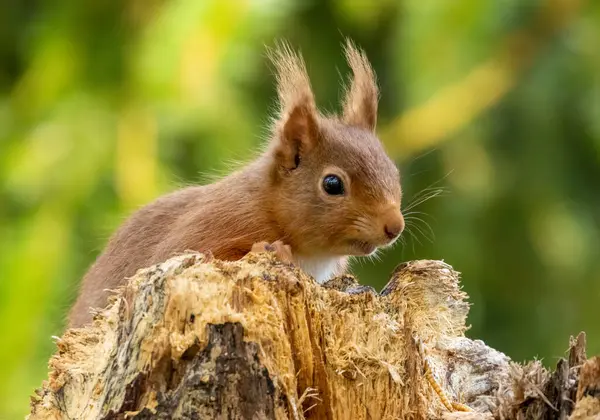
top-left (251, 240), bottom-right (294, 264)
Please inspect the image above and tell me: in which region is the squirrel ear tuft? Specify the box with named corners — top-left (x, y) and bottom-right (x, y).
top-left (269, 41), bottom-right (319, 170)
top-left (341, 39), bottom-right (379, 132)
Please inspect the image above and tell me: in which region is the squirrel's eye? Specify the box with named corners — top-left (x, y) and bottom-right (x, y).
top-left (322, 174), bottom-right (344, 195)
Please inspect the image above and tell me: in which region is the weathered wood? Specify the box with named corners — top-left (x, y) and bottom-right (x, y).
top-left (27, 253), bottom-right (600, 419)
top-left (492, 332), bottom-right (589, 420)
top-left (570, 356), bottom-right (600, 419)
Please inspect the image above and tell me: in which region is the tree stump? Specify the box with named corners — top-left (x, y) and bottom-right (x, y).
top-left (28, 252), bottom-right (600, 419)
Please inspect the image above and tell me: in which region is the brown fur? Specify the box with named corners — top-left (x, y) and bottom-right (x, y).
top-left (68, 39), bottom-right (404, 328)
top-left (342, 39), bottom-right (379, 131)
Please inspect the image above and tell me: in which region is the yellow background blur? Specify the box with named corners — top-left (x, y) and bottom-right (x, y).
top-left (1, 0), bottom-right (599, 417)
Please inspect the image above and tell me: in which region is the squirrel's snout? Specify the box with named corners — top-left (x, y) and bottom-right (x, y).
top-left (383, 213), bottom-right (404, 240)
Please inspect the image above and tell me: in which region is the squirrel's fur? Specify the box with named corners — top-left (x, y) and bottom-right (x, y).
top-left (68, 39), bottom-right (404, 328)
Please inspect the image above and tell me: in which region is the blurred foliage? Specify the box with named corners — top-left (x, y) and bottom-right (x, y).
top-left (1, 0), bottom-right (599, 417)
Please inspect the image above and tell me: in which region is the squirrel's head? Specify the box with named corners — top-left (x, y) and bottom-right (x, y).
top-left (266, 40), bottom-right (404, 257)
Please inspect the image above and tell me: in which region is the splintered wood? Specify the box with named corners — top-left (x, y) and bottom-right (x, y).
top-left (28, 254), bottom-right (599, 420)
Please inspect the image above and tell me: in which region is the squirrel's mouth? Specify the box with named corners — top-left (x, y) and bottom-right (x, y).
top-left (349, 240), bottom-right (377, 256)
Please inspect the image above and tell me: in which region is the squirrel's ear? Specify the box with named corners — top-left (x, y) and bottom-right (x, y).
top-left (269, 42), bottom-right (319, 170)
top-left (341, 39), bottom-right (379, 132)
top-left (275, 103), bottom-right (318, 170)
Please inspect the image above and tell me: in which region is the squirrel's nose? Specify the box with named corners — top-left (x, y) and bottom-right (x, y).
top-left (384, 214), bottom-right (405, 240)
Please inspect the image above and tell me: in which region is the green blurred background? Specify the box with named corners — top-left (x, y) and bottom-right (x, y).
top-left (1, 0), bottom-right (599, 417)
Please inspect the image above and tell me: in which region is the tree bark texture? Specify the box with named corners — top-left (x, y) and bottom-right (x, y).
top-left (28, 253), bottom-right (600, 419)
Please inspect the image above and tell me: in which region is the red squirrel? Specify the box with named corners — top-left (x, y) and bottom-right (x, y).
top-left (68, 40), bottom-right (405, 328)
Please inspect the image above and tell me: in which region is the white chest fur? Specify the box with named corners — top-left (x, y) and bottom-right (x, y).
top-left (294, 255), bottom-right (341, 284)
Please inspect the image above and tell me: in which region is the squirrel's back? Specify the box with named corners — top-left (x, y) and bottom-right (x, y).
top-left (68, 163), bottom-right (277, 327)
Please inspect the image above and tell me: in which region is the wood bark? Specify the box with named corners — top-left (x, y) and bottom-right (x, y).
top-left (28, 253), bottom-right (600, 419)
